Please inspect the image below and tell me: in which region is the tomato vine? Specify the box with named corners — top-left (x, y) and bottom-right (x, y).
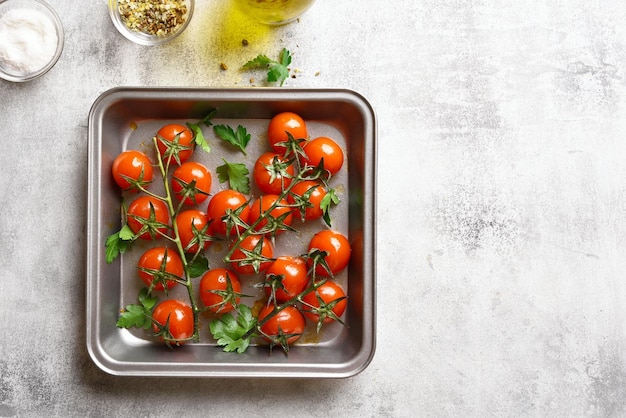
top-left (108, 110), bottom-right (350, 353)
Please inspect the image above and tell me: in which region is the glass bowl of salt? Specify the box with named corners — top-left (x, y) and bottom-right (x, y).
top-left (0, 0), bottom-right (64, 82)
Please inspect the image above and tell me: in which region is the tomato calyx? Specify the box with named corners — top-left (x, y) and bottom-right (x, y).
top-left (156, 131), bottom-right (195, 166)
top-left (260, 273), bottom-right (287, 306)
top-left (118, 164), bottom-right (153, 192)
top-left (151, 313), bottom-right (192, 348)
top-left (201, 271), bottom-right (251, 314)
top-left (126, 200), bottom-right (171, 241)
top-left (260, 154), bottom-right (295, 190)
top-left (172, 177), bottom-right (211, 209)
top-left (301, 289), bottom-right (348, 332)
top-left (181, 218), bottom-right (215, 254)
top-left (305, 248), bottom-right (334, 278)
top-left (227, 236), bottom-right (275, 275)
top-left (139, 248), bottom-right (185, 294)
top-left (278, 132), bottom-right (308, 160)
top-left (221, 202), bottom-right (252, 240)
top-left (252, 204), bottom-right (296, 237)
top-left (259, 323), bottom-right (299, 354)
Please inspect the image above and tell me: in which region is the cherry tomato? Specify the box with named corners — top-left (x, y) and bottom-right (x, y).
top-left (288, 180), bottom-right (327, 221)
top-left (248, 194), bottom-right (293, 235)
top-left (258, 304), bottom-right (306, 346)
top-left (267, 112), bottom-right (308, 154)
top-left (175, 209), bottom-right (211, 254)
top-left (301, 281), bottom-right (347, 325)
top-left (229, 235), bottom-right (274, 275)
top-left (264, 256), bottom-right (309, 303)
top-left (156, 123), bottom-right (195, 165)
top-left (199, 268), bottom-right (242, 313)
top-left (172, 161), bottom-right (212, 205)
top-left (307, 230), bottom-right (351, 277)
top-left (206, 189), bottom-right (250, 236)
top-left (137, 247), bottom-right (183, 291)
top-left (126, 196), bottom-right (169, 240)
top-left (111, 150), bottom-right (153, 191)
top-left (151, 299), bottom-right (194, 345)
top-left (253, 152), bottom-right (294, 195)
top-left (301, 136), bottom-right (344, 176)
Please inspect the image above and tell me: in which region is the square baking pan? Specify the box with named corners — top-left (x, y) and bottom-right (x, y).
top-left (86, 87), bottom-right (376, 378)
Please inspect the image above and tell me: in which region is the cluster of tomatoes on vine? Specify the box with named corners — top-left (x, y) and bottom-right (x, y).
top-left (107, 111), bottom-right (352, 353)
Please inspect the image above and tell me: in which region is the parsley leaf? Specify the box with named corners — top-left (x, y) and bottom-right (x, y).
top-left (243, 48), bottom-right (292, 86)
top-left (105, 224), bottom-right (135, 264)
top-left (116, 288), bottom-right (158, 330)
top-left (320, 188), bottom-right (341, 227)
top-left (188, 253), bottom-right (210, 278)
top-left (213, 124), bottom-right (251, 155)
top-left (209, 305), bottom-right (256, 353)
top-left (187, 109), bottom-right (216, 153)
top-left (216, 158), bottom-right (250, 194)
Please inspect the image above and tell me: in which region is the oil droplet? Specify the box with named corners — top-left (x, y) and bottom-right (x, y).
top-left (129, 121), bottom-right (137, 131)
top-left (251, 298), bottom-right (268, 317)
top-left (202, 3), bottom-right (272, 58)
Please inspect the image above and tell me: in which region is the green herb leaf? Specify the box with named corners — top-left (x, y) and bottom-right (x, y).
top-left (209, 305), bottom-right (256, 353)
top-left (279, 47), bottom-right (292, 67)
top-left (242, 48), bottom-right (292, 86)
top-left (188, 253), bottom-right (210, 278)
top-left (187, 109), bottom-right (216, 154)
top-left (213, 124), bottom-right (251, 155)
top-left (116, 288), bottom-right (157, 330)
top-left (242, 54), bottom-right (273, 68)
top-left (116, 304), bottom-right (149, 329)
top-left (320, 188), bottom-right (341, 227)
top-left (216, 158), bottom-right (250, 194)
top-left (105, 224), bottom-right (135, 264)
top-left (138, 287), bottom-right (158, 310)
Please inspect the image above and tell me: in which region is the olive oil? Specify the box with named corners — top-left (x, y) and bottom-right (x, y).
top-left (232, 0), bottom-right (317, 25)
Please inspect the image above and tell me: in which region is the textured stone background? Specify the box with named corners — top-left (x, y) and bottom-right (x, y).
top-left (2, 0), bottom-right (626, 416)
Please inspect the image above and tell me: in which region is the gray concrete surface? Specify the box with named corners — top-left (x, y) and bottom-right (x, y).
top-left (2, 0), bottom-right (626, 416)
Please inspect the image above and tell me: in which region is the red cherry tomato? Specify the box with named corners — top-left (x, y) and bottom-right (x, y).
top-left (307, 230), bottom-right (351, 276)
top-left (156, 123), bottom-right (195, 165)
top-left (151, 299), bottom-right (194, 345)
top-left (172, 161), bottom-right (212, 205)
top-left (258, 304), bottom-right (306, 346)
top-left (264, 256), bottom-right (309, 303)
top-left (248, 194), bottom-right (293, 235)
top-left (229, 235), bottom-right (274, 275)
top-left (175, 209), bottom-right (211, 254)
top-left (206, 189), bottom-right (250, 236)
top-left (267, 112), bottom-right (308, 154)
top-left (137, 247), bottom-right (183, 291)
top-left (301, 281), bottom-right (347, 324)
top-left (111, 150), bottom-right (153, 191)
top-left (126, 196), bottom-right (169, 240)
top-left (253, 152), bottom-right (294, 195)
top-left (199, 268), bottom-right (242, 313)
top-left (288, 180), bottom-right (327, 221)
top-left (301, 136), bottom-right (344, 176)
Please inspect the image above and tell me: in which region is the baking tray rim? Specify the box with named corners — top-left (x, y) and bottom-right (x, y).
top-left (86, 86), bottom-right (377, 378)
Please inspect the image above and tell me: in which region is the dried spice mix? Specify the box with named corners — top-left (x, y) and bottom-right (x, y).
top-left (117, 0), bottom-right (188, 37)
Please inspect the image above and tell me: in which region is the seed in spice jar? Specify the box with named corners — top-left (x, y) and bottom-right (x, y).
top-left (117, 0), bottom-right (188, 37)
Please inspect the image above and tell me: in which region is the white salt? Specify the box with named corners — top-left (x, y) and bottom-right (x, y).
top-left (0, 8), bottom-right (59, 74)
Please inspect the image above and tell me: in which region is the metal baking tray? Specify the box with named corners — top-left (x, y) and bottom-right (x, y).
top-left (86, 87), bottom-right (376, 378)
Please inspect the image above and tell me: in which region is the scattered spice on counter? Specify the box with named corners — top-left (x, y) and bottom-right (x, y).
top-left (220, 62), bottom-right (228, 71)
top-left (117, 0), bottom-right (188, 37)
top-left (0, 8), bottom-right (58, 74)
